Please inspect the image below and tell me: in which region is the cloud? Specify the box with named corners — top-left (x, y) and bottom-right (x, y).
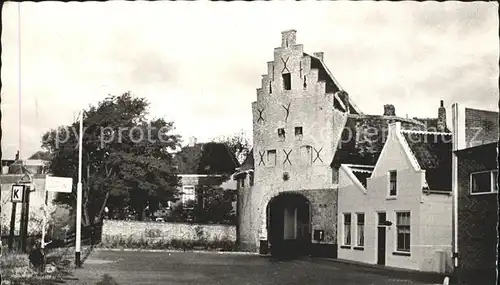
top-left (1, 1), bottom-right (498, 159)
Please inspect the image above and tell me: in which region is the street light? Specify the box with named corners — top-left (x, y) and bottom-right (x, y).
top-left (75, 109), bottom-right (83, 268)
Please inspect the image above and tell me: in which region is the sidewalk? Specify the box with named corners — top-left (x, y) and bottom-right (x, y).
top-left (321, 257), bottom-right (450, 285)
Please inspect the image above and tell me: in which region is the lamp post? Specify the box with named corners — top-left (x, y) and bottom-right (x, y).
top-left (75, 109), bottom-right (83, 268)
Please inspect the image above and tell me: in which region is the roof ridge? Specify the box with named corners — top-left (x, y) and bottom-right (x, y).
top-left (401, 130), bottom-right (452, 136)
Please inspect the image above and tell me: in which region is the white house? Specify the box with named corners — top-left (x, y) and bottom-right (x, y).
top-left (337, 122), bottom-right (453, 274)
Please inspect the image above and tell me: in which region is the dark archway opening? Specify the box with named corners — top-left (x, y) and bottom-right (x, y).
top-left (266, 193), bottom-right (311, 259)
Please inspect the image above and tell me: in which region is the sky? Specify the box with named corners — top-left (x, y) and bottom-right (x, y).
top-left (1, 1), bottom-right (498, 159)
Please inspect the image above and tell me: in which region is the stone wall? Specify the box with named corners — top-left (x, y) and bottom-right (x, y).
top-left (102, 220), bottom-right (236, 242)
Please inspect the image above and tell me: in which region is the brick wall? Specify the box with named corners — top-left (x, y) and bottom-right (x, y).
top-left (464, 108), bottom-right (499, 148)
top-left (457, 146), bottom-right (497, 284)
top-left (102, 220), bottom-right (236, 242)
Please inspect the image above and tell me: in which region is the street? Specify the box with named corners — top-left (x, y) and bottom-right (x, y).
top-left (70, 250), bottom-right (441, 285)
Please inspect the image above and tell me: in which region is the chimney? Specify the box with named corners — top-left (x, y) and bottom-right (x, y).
top-left (188, 137), bottom-right (197, 147)
top-left (15, 150), bottom-right (20, 161)
top-left (313, 52), bottom-right (324, 61)
top-left (383, 104), bottom-right (396, 116)
top-left (437, 100), bottom-right (447, 132)
top-left (281, 30), bottom-right (297, 48)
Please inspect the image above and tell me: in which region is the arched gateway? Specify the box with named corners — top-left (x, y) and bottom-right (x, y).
top-left (266, 192), bottom-right (311, 257)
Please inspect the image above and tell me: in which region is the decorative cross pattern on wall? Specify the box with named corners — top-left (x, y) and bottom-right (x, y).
top-left (282, 103), bottom-right (291, 122)
top-left (258, 151), bottom-right (266, 166)
top-left (313, 147), bottom-right (323, 163)
top-left (257, 108), bottom-right (265, 123)
top-left (281, 57), bottom-right (290, 73)
top-left (283, 149), bottom-right (292, 165)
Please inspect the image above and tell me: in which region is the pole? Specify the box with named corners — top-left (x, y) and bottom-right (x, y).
top-left (22, 186), bottom-right (30, 253)
top-left (75, 110), bottom-right (83, 268)
top-left (8, 202), bottom-right (17, 251)
top-left (41, 188), bottom-right (48, 249)
top-left (19, 186), bottom-right (26, 252)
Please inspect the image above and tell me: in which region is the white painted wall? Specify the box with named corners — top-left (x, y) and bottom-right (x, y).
top-left (337, 123), bottom-right (453, 273)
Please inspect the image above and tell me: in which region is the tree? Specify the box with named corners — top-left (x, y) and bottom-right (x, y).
top-left (211, 129), bottom-right (252, 164)
top-left (193, 185), bottom-right (236, 225)
top-left (41, 92), bottom-right (181, 225)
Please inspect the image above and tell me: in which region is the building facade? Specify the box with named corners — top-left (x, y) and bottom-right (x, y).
top-left (451, 104), bottom-right (498, 284)
top-left (337, 122), bottom-right (453, 274)
top-left (235, 30), bottom-right (446, 257)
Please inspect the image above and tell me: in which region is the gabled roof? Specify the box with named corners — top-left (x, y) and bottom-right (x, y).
top-left (173, 142), bottom-right (240, 175)
top-left (331, 115), bottom-right (426, 167)
top-left (238, 148), bottom-right (254, 172)
top-left (306, 53), bottom-right (361, 115)
top-left (401, 132), bottom-right (452, 191)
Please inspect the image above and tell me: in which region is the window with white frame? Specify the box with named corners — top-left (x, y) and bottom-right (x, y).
top-left (267, 150), bottom-right (277, 167)
top-left (470, 170), bottom-right (498, 194)
top-left (389, 171), bottom-right (397, 196)
top-left (396, 212), bottom-right (410, 252)
top-left (182, 185), bottom-right (196, 205)
top-left (356, 213), bottom-right (365, 247)
top-left (343, 213), bottom-right (351, 246)
top-left (300, 145), bottom-right (313, 165)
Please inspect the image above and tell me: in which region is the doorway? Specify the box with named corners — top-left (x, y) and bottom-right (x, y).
top-left (267, 193), bottom-right (311, 258)
top-left (377, 212), bottom-right (386, 265)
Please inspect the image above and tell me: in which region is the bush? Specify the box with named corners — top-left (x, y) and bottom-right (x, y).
top-left (100, 235), bottom-right (236, 251)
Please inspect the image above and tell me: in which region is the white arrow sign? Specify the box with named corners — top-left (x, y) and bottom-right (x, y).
top-left (46, 176), bottom-right (73, 193)
top-left (11, 185), bottom-right (25, 203)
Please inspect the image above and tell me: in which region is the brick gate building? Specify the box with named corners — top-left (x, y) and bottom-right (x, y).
top-left (234, 30), bottom-right (435, 257)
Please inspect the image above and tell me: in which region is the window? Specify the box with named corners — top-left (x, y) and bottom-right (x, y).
top-left (470, 170), bottom-right (498, 194)
top-left (389, 171), bottom-right (397, 196)
top-left (249, 172), bottom-right (254, 186)
top-left (295, 127), bottom-right (303, 136)
top-left (332, 167), bottom-right (339, 184)
top-left (356, 213), bottom-right (365, 247)
top-left (343, 213), bottom-right (351, 245)
top-left (241, 177), bottom-right (245, 188)
top-left (300, 145), bottom-right (313, 165)
top-left (267, 150), bottom-right (277, 167)
top-left (396, 212), bottom-right (411, 252)
top-left (278, 128), bottom-right (286, 140)
top-left (282, 73), bottom-right (291, 90)
top-left (182, 186), bottom-right (196, 205)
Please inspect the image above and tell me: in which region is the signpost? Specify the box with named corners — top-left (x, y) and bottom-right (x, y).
top-left (8, 184), bottom-right (25, 251)
top-left (11, 185), bottom-right (24, 203)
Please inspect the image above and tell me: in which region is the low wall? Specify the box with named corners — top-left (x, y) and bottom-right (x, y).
top-left (102, 220), bottom-right (236, 242)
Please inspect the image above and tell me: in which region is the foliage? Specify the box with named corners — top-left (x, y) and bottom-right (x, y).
top-left (192, 186), bottom-right (236, 225)
top-left (211, 129), bottom-right (252, 164)
top-left (41, 92), bottom-right (181, 225)
top-left (100, 235), bottom-right (237, 252)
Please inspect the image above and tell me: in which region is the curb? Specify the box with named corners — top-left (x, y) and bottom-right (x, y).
top-left (93, 248), bottom-right (259, 255)
top-left (320, 257), bottom-right (448, 284)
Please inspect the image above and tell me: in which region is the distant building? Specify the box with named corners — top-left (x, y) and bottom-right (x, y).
top-left (337, 122), bottom-right (453, 274)
top-left (452, 104), bottom-right (498, 285)
top-left (171, 139), bottom-right (239, 211)
top-left (1, 153), bottom-right (55, 236)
